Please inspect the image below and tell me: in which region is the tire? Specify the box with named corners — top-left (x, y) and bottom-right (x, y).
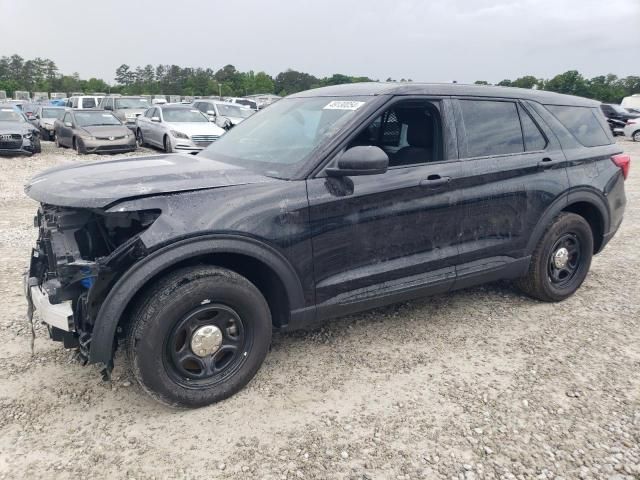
top-left (32, 137), bottom-right (41, 154)
top-left (74, 137), bottom-right (87, 155)
top-left (126, 265), bottom-right (272, 408)
top-left (136, 128), bottom-right (145, 147)
top-left (163, 135), bottom-right (174, 153)
top-left (516, 212), bottom-right (593, 302)
top-left (40, 128), bottom-right (50, 141)
top-left (633, 130), bottom-right (640, 142)
top-left (55, 134), bottom-right (62, 148)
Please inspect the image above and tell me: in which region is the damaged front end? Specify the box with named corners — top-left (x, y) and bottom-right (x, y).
top-left (25, 204), bottom-right (160, 368)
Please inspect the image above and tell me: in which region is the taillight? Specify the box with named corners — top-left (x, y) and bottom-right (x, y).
top-left (612, 154), bottom-right (631, 180)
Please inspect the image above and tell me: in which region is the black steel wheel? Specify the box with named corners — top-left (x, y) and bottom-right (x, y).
top-left (126, 265), bottom-right (271, 408)
top-left (547, 233), bottom-right (582, 287)
top-left (164, 303), bottom-right (249, 387)
top-left (516, 212), bottom-right (593, 302)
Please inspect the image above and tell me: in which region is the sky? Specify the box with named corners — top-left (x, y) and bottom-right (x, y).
top-left (1, 0), bottom-right (638, 84)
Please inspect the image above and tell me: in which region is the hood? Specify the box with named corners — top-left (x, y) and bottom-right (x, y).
top-left (25, 154), bottom-right (277, 208)
top-left (226, 116), bottom-right (245, 125)
top-left (164, 121), bottom-right (226, 137)
top-left (117, 108), bottom-right (146, 117)
top-left (0, 121), bottom-right (35, 135)
top-left (81, 125), bottom-right (131, 137)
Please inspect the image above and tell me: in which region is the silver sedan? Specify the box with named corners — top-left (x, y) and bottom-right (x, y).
top-left (135, 105), bottom-right (226, 153)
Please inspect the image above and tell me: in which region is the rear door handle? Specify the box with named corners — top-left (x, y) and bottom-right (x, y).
top-left (538, 157), bottom-right (562, 169)
top-left (419, 175), bottom-right (451, 188)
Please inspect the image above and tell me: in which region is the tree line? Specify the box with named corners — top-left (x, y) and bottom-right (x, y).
top-left (1, 54), bottom-right (638, 103)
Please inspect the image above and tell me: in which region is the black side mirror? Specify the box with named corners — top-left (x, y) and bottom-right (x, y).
top-left (326, 146), bottom-right (389, 177)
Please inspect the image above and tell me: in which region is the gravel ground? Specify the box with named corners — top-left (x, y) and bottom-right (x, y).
top-left (0, 140), bottom-right (638, 480)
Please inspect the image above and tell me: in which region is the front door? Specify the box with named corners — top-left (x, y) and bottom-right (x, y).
top-left (307, 97), bottom-right (463, 317)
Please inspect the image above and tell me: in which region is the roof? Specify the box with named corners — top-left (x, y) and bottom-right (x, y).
top-left (288, 82), bottom-right (600, 107)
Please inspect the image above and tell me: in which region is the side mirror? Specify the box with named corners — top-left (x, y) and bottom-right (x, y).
top-left (326, 146), bottom-right (389, 177)
top-left (64, 121), bottom-right (72, 127)
top-left (151, 116), bottom-right (160, 122)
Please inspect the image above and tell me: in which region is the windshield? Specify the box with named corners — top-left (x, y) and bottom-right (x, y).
top-left (75, 111), bottom-right (121, 127)
top-left (115, 98), bottom-right (149, 109)
top-left (0, 109), bottom-right (25, 122)
top-left (163, 108), bottom-right (208, 123)
top-left (42, 108), bottom-right (65, 119)
top-left (216, 104), bottom-right (254, 118)
top-left (199, 96), bottom-right (371, 178)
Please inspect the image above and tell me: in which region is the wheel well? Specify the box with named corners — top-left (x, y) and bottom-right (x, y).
top-left (118, 252), bottom-right (291, 335)
top-left (562, 202), bottom-right (604, 253)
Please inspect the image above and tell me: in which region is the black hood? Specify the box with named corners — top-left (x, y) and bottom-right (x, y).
top-left (25, 153), bottom-right (278, 208)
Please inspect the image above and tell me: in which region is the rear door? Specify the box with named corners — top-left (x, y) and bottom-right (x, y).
top-left (450, 97), bottom-right (568, 287)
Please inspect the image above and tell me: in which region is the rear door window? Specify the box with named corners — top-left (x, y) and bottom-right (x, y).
top-left (459, 100), bottom-right (524, 157)
top-left (545, 105), bottom-right (610, 147)
top-left (518, 104), bottom-right (547, 151)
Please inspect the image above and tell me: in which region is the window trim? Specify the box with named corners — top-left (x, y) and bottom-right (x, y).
top-left (454, 96), bottom-right (535, 160)
top-left (312, 95), bottom-right (456, 178)
top-left (516, 101), bottom-right (549, 152)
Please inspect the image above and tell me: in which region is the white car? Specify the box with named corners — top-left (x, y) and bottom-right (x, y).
top-left (225, 97), bottom-right (258, 111)
top-left (135, 104), bottom-right (225, 153)
top-left (192, 100), bottom-right (255, 129)
top-left (68, 96), bottom-right (100, 109)
top-left (624, 118), bottom-right (640, 142)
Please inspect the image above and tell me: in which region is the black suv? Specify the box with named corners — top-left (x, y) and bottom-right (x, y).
top-left (25, 83), bottom-right (629, 407)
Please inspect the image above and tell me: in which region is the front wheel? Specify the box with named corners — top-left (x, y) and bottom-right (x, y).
top-left (32, 137), bottom-right (42, 154)
top-left (74, 137), bottom-right (87, 155)
top-left (633, 130), bottom-right (640, 142)
top-left (136, 128), bottom-right (145, 147)
top-left (163, 135), bottom-right (174, 153)
top-left (126, 266), bottom-right (272, 408)
top-left (40, 128), bottom-right (50, 141)
top-left (516, 212), bottom-right (593, 302)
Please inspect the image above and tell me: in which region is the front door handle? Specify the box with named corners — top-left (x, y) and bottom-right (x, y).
top-left (419, 175), bottom-right (451, 188)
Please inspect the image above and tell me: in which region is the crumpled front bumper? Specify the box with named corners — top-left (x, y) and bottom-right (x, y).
top-left (25, 272), bottom-right (74, 332)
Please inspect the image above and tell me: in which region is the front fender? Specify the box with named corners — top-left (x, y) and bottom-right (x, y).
top-left (88, 234), bottom-right (305, 365)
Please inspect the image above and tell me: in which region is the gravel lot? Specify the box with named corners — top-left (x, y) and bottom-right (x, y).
top-left (0, 140), bottom-right (638, 480)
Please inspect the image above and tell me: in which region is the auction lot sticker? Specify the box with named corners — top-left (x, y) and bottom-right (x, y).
top-left (323, 101), bottom-right (365, 110)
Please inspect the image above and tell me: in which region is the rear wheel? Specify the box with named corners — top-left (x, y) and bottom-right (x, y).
top-left (633, 130), bottom-right (640, 142)
top-left (516, 212), bottom-right (593, 302)
top-left (126, 266), bottom-right (272, 408)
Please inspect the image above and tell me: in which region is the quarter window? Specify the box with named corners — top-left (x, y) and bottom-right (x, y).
top-left (545, 105), bottom-right (610, 147)
top-left (459, 100), bottom-right (523, 157)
